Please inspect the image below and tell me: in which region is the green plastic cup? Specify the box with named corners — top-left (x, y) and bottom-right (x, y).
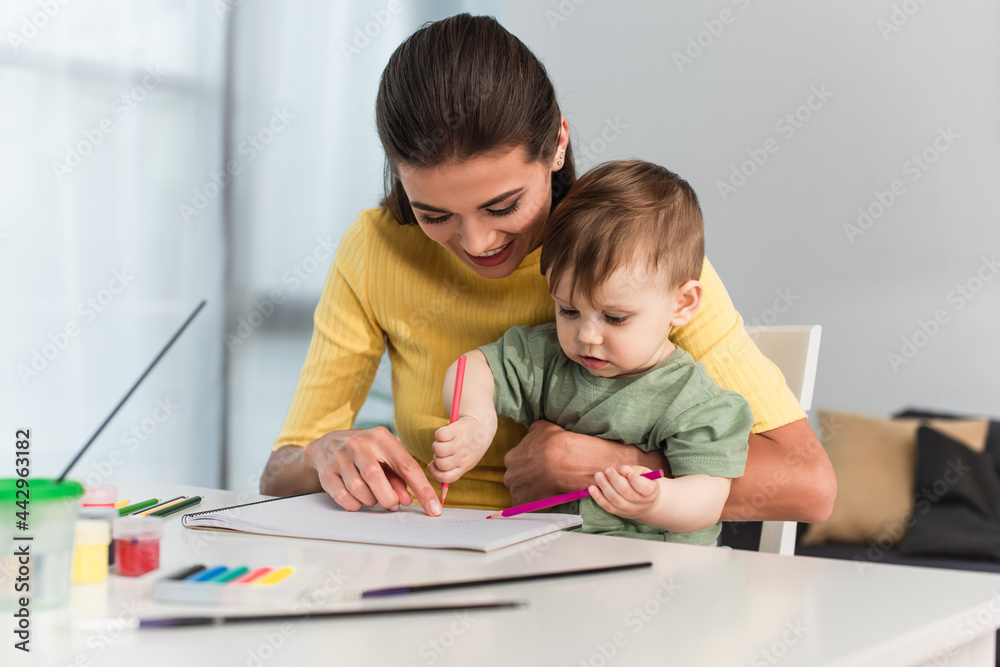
top-left (1, 479), bottom-right (84, 610)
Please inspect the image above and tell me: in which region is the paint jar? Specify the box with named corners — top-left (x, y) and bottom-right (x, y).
top-left (81, 484), bottom-right (116, 508)
top-left (79, 506), bottom-right (118, 566)
top-left (113, 517), bottom-right (163, 577)
top-left (72, 520), bottom-right (111, 584)
top-left (0, 478), bottom-right (84, 610)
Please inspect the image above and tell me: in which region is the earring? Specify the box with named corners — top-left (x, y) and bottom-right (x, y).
top-left (557, 149), bottom-right (564, 167)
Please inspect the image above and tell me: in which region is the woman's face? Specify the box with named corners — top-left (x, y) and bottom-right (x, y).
top-left (397, 145), bottom-right (563, 280)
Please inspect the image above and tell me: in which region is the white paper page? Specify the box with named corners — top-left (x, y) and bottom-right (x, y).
top-left (182, 492), bottom-right (582, 552)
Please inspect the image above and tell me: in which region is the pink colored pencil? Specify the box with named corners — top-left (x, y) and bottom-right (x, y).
top-left (440, 355), bottom-right (467, 504)
top-left (487, 469), bottom-right (664, 518)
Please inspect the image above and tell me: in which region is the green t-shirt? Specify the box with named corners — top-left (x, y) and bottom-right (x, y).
top-left (479, 323), bottom-right (753, 545)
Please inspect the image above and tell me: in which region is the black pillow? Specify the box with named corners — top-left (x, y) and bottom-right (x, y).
top-left (899, 427), bottom-right (1000, 560)
top-left (894, 407), bottom-right (1000, 467)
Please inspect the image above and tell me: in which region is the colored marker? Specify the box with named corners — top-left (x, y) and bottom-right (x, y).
top-left (118, 498), bottom-right (160, 516)
top-left (215, 567), bottom-right (249, 584)
top-left (189, 566), bottom-right (228, 582)
top-left (488, 470), bottom-right (665, 518)
top-left (440, 355), bottom-right (467, 505)
top-left (165, 564), bottom-right (206, 581)
top-left (114, 498), bottom-right (131, 509)
top-left (150, 496), bottom-right (202, 517)
top-left (235, 567), bottom-right (272, 583)
top-left (134, 496), bottom-right (184, 515)
top-left (256, 567), bottom-right (294, 585)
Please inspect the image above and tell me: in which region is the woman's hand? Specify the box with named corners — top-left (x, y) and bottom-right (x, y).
top-left (262, 427), bottom-right (442, 516)
top-left (503, 420), bottom-right (669, 505)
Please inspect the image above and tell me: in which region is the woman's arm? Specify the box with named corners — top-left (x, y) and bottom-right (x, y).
top-left (723, 418), bottom-right (835, 523)
top-left (503, 417), bottom-right (835, 523)
top-left (262, 212), bottom-right (444, 515)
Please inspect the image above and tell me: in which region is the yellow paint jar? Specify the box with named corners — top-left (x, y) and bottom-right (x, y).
top-left (72, 520), bottom-right (110, 584)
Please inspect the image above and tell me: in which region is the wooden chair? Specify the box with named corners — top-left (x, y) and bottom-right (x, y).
top-left (744, 325), bottom-right (822, 555)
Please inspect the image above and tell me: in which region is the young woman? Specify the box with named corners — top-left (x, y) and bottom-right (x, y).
top-left (261, 14), bottom-right (835, 524)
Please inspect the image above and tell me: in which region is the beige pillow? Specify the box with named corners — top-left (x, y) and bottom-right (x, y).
top-left (801, 410), bottom-right (988, 546)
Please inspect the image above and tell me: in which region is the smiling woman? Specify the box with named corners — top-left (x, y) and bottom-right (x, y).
top-left (261, 13), bottom-right (836, 525)
top-left (397, 147), bottom-right (560, 279)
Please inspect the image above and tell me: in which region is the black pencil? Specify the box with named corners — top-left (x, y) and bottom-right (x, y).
top-left (354, 561), bottom-right (653, 599)
top-left (138, 601), bottom-right (524, 628)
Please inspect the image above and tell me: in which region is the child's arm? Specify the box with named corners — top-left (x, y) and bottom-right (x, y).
top-left (428, 350), bottom-right (499, 484)
top-left (589, 465), bottom-right (732, 534)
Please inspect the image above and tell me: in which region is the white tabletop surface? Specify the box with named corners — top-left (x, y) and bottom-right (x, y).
top-left (7, 478), bottom-right (1000, 667)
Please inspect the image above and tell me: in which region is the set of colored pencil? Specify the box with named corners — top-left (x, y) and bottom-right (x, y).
top-left (118, 495), bottom-right (202, 517)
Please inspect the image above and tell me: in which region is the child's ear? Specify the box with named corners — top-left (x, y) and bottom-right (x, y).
top-left (670, 280), bottom-right (702, 327)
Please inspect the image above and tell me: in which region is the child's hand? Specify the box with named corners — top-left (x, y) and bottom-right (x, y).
top-left (589, 465), bottom-right (661, 520)
top-left (428, 415), bottom-right (495, 484)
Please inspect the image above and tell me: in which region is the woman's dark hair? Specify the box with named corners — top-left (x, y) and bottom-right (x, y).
top-left (376, 14), bottom-right (575, 225)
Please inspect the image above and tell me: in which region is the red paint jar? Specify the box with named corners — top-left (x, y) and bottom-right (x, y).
top-left (113, 517), bottom-right (163, 577)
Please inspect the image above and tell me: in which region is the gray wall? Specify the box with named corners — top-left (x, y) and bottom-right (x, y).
top-left (507, 1), bottom-right (1000, 419)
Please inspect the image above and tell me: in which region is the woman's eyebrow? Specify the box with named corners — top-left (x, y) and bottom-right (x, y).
top-left (410, 187), bottom-right (524, 213)
top-left (478, 187), bottom-right (523, 209)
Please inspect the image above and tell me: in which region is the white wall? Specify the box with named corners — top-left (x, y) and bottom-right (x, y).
top-left (506, 0), bottom-right (1000, 418)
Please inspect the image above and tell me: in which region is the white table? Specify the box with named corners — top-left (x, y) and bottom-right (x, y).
top-left (8, 479), bottom-right (1000, 667)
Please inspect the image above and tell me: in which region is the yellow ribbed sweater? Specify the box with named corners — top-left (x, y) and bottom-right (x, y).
top-left (275, 208), bottom-right (805, 509)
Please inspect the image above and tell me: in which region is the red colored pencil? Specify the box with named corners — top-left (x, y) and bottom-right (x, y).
top-left (440, 355), bottom-right (467, 504)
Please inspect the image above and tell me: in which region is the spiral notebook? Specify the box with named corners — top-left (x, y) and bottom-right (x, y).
top-left (181, 492), bottom-right (583, 552)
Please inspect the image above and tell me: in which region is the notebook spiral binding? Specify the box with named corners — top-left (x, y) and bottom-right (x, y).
top-left (180, 492), bottom-right (313, 523)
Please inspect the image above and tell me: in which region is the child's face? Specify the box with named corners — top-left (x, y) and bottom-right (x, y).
top-left (549, 264), bottom-right (697, 379)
